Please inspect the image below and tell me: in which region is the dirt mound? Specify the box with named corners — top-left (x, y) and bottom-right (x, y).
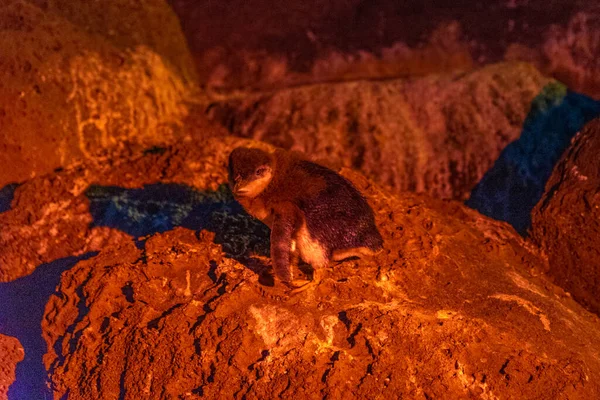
top-left (205, 63), bottom-right (551, 200)
top-left (0, 334), bottom-right (23, 400)
top-left (0, 0), bottom-right (197, 187)
top-left (1, 137), bottom-right (591, 399)
top-left (530, 119), bottom-right (600, 315)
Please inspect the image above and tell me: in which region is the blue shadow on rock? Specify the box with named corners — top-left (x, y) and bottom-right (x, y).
top-left (466, 83), bottom-right (600, 235)
top-left (86, 182), bottom-right (271, 260)
top-left (0, 253), bottom-right (96, 400)
top-left (0, 184), bottom-right (272, 399)
top-left (0, 183), bottom-right (18, 214)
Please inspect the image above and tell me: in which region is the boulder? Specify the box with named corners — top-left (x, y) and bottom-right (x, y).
top-left (530, 118), bottom-right (600, 315)
top-left (170, 0), bottom-right (600, 98)
top-left (0, 334), bottom-right (23, 400)
top-left (205, 63), bottom-right (551, 200)
top-left (0, 137), bottom-right (256, 281)
top-left (0, 0), bottom-right (197, 187)
top-left (467, 86), bottom-right (600, 234)
top-left (507, 9), bottom-right (600, 100)
top-left (1, 137), bottom-right (592, 399)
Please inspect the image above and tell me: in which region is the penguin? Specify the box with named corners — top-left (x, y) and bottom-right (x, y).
top-left (228, 146), bottom-right (383, 292)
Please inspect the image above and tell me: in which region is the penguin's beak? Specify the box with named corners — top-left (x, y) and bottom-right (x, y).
top-left (233, 183), bottom-right (248, 197)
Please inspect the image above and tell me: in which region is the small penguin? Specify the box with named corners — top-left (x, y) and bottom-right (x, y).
top-left (228, 146), bottom-right (383, 292)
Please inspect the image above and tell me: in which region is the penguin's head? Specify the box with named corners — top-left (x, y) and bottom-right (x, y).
top-left (228, 147), bottom-right (274, 199)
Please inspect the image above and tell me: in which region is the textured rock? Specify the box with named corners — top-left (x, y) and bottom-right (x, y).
top-left (2, 137), bottom-right (600, 398)
top-left (0, 137), bottom-right (590, 399)
top-left (467, 85), bottom-right (600, 234)
top-left (205, 62), bottom-right (551, 200)
top-left (0, 0), bottom-right (197, 187)
top-left (189, 20), bottom-right (473, 91)
top-left (170, 0), bottom-right (600, 98)
top-left (530, 118), bottom-right (600, 315)
top-left (0, 252), bottom-right (100, 399)
top-left (0, 137), bottom-right (259, 282)
top-left (507, 10), bottom-right (600, 100)
top-left (0, 334), bottom-right (24, 400)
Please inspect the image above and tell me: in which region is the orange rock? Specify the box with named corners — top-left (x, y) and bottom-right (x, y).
top-left (0, 0), bottom-right (197, 187)
top-left (0, 334), bottom-right (24, 400)
top-left (531, 118), bottom-right (600, 315)
top-left (1, 137), bottom-right (592, 399)
top-left (204, 63), bottom-right (551, 200)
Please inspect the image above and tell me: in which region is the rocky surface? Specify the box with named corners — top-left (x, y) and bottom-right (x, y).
top-left (1, 137), bottom-right (598, 398)
top-left (0, 2), bottom-right (598, 397)
top-left (531, 118), bottom-right (600, 315)
top-left (0, 334), bottom-right (23, 400)
top-left (0, 0), bottom-right (197, 187)
top-left (0, 137), bottom-right (259, 282)
top-left (467, 86), bottom-right (600, 234)
top-left (0, 253), bottom-right (99, 399)
top-left (205, 62), bottom-right (552, 200)
top-left (170, 0), bottom-right (600, 98)
top-left (507, 9), bottom-right (600, 100)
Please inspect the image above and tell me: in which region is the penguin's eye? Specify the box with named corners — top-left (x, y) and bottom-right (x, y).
top-left (255, 167), bottom-right (266, 176)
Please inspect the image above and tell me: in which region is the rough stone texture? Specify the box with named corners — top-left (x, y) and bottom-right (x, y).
top-left (205, 62), bottom-right (551, 200)
top-left (0, 0), bottom-right (198, 187)
top-left (170, 0), bottom-right (600, 98)
top-left (507, 9), bottom-right (600, 100)
top-left (530, 118), bottom-right (600, 316)
top-left (467, 85), bottom-right (600, 234)
top-left (0, 137), bottom-right (258, 282)
top-left (2, 137), bottom-right (600, 398)
top-left (189, 20), bottom-right (474, 91)
top-left (0, 334), bottom-right (24, 400)
top-left (30, 140), bottom-right (600, 399)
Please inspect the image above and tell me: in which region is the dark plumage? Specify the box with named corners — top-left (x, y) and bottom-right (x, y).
top-left (292, 160), bottom-right (384, 251)
top-left (228, 146), bottom-right (383, 292)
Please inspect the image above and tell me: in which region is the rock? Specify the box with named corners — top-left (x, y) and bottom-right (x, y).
top-left (205, 62), bottom-right (551, 200)
top-left (17, 137), bottom-right (597, 399)
top-left (507, 10), bottom-right (600, 100)
top-left (467, 85), bottom-right (600, 234)
top-left (0, 252), bottom-right (100, 399)
top-left (530, 118), bottom-right (600, 315)
top-left (171, 0), bottom-right (600, 98)
top-left (0, 334), bottom-right (24, 400)
top-left (188, 20), bottom-right (474, 91)
top-left (0, 137), bottom-right (261, 281)
top-left (0, 0), bottom-right (197, 187)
